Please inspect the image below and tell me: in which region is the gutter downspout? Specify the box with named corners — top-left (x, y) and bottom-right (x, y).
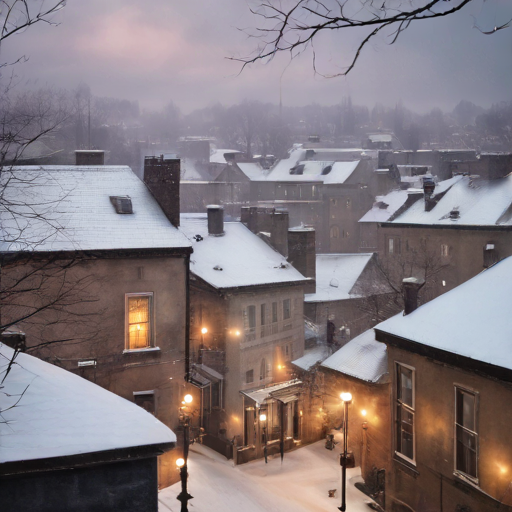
top-left (185, 254), bottom-right (191, 383)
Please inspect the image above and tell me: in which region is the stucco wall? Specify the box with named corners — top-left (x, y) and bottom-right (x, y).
top-left (386, 345), bottom-right (512, 512)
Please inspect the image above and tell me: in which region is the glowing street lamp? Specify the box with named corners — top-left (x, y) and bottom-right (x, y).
top-left (339, 392), bottom-right (352, 512)
top-left (199, 327), bottom-right (207, 363)
top-left (177, 394), bottom-right (193, 512)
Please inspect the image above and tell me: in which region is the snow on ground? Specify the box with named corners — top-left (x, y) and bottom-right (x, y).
top-left (158, 439), bottom-right (376, 512)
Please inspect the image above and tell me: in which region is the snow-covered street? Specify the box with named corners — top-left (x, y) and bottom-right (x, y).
top-left (158, 440), bottom-right (377, 512)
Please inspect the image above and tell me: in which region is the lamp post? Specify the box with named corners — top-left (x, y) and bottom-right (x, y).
top-left (199, 327), bottom-right (207, 363)
top-left (260, 412), bottom-right (268, 463)
top-left (177, 393), bottom-right (193, 512)
top-left (339, 392), bottom-right (352, 512)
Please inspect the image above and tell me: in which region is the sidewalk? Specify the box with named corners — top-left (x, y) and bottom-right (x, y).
top-left (158, 439), bottom-right (377, 512)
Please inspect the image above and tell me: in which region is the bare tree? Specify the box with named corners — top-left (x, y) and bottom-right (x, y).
top-left (233, 0), bottom-right (510, 76)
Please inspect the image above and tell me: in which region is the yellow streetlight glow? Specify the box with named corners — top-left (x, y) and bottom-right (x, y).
top-left (201, 327), bottom-right (208, 334)
top-left (259, 413), bottom-right (267, 422)
top-left (176, 458), bottom-right (185, 468)
top-left (361, 409), bottom-right (367, 417)
top-left (278, 364), bottom-right (283, 370)
top-left (184, 394), bottom-right (193, 404)
top-left (235, 330), bottom-right (240, 336)
top-left (340, 392), bottom-right (352, 402)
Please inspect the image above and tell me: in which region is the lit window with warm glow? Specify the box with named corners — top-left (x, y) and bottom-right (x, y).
top-left (126, 293), bottom-right (153, 350)
top-left (396, 362), bottom-right (415, 463)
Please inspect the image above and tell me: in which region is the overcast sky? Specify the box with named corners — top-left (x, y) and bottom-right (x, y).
top-left (2, 0), bottom-right (512, 113)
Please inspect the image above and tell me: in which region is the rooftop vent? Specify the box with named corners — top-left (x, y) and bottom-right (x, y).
top-left (449, 207), bottom-right (460, 220)
top-left (289, 164), bottom-right (305, 175)
top-left (375, 201), bottom-right (389, 209)
top-left (213, 265), bottom-right (223, 271)
top-left (110, 196), bottom-right (133, 214)
top-left (321, 165), bottom-right (332, 175)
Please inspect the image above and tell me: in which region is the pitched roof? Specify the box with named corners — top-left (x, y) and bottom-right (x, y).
top-left (292, 345), bottom-right (330, 371)
top-left (305, 253), bottom-right (374, 302)
top-left (210, 149), bottom-right (241, 164)
top-left (359, 190), bottom-right (410, 223)
top-left (375, 256), bottom-right (512, 371)
top-left (387, 174), bottom-right (512, 226)
top-left (0, 343), bottom-right (176, 464)
top-left (320, 329), bottom-right (388, 383)
top-left (180, 214), bottom-right (308, 290)
top-left (0, 166), bottom-right (191, 252)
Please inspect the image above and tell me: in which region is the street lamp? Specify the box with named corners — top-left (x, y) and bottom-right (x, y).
top-left (339, 392), bottom-right (352, 512)
top-left (260, 412), bottom-right (268, 463)
top-left (177, 394), bottom-right (193, 512)
top-left (199, 327), bottom-right (207, 363)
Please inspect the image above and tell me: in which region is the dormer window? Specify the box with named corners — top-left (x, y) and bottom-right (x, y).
top-left (110, 196), bottom-right (133, 214)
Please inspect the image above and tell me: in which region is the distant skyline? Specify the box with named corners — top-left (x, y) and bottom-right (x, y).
top-left (3, 0), bottom-right (512, 113)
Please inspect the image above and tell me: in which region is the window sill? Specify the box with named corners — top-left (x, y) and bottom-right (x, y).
top-left (454, 471), bottom-right (480, 491)
top-left (123, 347), bottom-right (160, 354)
top-left (393, 453), bottom-right (419, 477)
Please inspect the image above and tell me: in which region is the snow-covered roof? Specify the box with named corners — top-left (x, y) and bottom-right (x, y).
top-left (265, 145), bottom-right (361, 183)
top-left (375, 256), bottom-right (512, 371)
top-left (292, 345), bottom-right (330, 371)
top-left (359, 190), bottom-right (410, 223)
top-left (237, 162), bottom-right (267, 180)
top-left (0, 343), bottom-right (176, 464)
top-left (0, 166), bottom-right (192, 252)
top-left (305, 254), bottom-right (374, 302)
top-left (368, 133), bottom-right (392, 143)
top-left (210, 149), bottom-right (241, 164)
top-left (388, 174), bottom-right (512, 226)
top-left (180, 214), bottom-right (308, 290)
top-left (240, 379), bottom-right (302, 406)
top-left (320, 329), bottom-right (388, 383)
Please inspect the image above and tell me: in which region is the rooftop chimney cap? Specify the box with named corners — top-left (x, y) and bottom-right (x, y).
top-left (207, 205), bottom-right (224, 236)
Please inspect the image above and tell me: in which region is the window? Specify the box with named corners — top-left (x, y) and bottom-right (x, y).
top-left (133, 391), bottom-right (155, 414)
top-left (388, 237), bottom-right (400, 255)
top-left (441, 244), bottom-right (449, 257)
top-left (246, 369), bottom-right (254, 384)
top-left (483, 243), bottom-right (498, 268)
top-left (126, 293), bottom-right (154, 350)
top-left (261, 304), bottom-right (266, 325)
top-left (396, 363), bottom-right (415, 462)
top-left (260, 358), bottom-right (268, 380)
top-left (330, 225), bottom-right (340, 239)
top-left (455, 387), bottom-right (478, 480)
top-left (272, 302), bottom-right (278, 323)
top-left (246, 306), bottom-right (256, 329)
top-left (283, 299), bottom-right (291, 320)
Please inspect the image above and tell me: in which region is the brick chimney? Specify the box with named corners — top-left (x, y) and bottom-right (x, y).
top-left (207, 205), bottom-right (224, 236)
top-left (402, 277), bottom-right (425, 315)
top-left (241, 206), bottom-right (289, 257)
top-left (422, 176), bottom-right (436, 212)
top-left (75, 150), bottom-right (104, 166)
top-left (143, 156), bottom-right (180, 227)
top-left (287, 227), bottom-right (316, 294)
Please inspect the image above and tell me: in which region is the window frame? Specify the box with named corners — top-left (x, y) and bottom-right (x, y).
top-left (283, 299), bottom-right (291, 320)
top-left (395, 361), bottom-right (416, 465)
top-left (454, 385), bottom-right (479, 483)
top-left (125, 292), bottom-right (155, 351)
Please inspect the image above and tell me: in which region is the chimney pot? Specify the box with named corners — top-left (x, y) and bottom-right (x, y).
top-left (207, 205), bottom-right (224, 236)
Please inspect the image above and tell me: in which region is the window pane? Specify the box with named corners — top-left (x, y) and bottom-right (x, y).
top-left (247, 306), bottom-right (256, 329)
top-left (272, 302), bottom-right (278, 323)
top-left (261, 304), bottom-right (266, 325)
top-left (283, 299), bottom-right (291, 320)
top-left (455, 388), bottom-right (478, 479)
top-left (128, 296), bottom-right (151, 349)
top-left (398, 366), bottom-right (413, 407)
top-left (456, 426), bottom-right (477, 477)
top-left (397, 405), bottom-right (414, 460)
top-left (456, 390), bottom-right (475, 431)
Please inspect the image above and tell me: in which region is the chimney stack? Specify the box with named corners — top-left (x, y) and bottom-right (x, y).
top-left (402, 277), bottom-right (425, 315)
top-left (287, 227), bottom-right (316, 294)
top-left (75, 150), bottom-right (104, 166)
top-left (422, 176), bottom-right (436, 212)
top-left (207, 205), bottom-right (224, 236)
top-left (143, 156), bottom-right (180, 227)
